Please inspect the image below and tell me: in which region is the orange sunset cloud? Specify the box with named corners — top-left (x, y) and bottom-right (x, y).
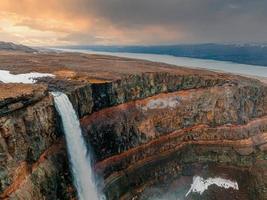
top-left (0, 0), bottom-right (266, 46)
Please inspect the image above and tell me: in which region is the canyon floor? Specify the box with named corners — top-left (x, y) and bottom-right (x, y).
top-left (1, 50), bottom-right (267, 200)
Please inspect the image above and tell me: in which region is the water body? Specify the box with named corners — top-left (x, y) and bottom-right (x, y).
top-left (0, 70), bottom-right (54, 83)
top-left (53, 48), bottom-right (267, 79)
top-left (52, 92), bottom-right (99, 200)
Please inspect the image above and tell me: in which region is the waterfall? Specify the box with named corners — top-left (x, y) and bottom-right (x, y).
top-left (52, 92), bottom-right (99, 200)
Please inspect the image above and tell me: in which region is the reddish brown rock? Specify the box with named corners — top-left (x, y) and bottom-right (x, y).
top-left (81, 82), bottom-right (267, 162)
top-left (0, 84), bottom-right (65, 197)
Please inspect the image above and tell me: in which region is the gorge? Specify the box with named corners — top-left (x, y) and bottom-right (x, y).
top-left (1, 49), bottom-right (267, 200)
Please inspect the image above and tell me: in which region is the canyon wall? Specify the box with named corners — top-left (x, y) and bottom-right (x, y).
top-left (81, 74), bottom-right (267, 200)
top-left (0, 84), bottom-right (74, 199)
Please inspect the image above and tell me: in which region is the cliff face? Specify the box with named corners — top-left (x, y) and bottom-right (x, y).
top-left (90, 72), bottom-right (228, 111)
top-left (83, 80), bottom-right (267, 161)
top-left (1, 51), bottom-right (267, 200)
top-left (81, 76), bottom-right (267, 200)
top-left (0, 84), bottom-right (73, 199)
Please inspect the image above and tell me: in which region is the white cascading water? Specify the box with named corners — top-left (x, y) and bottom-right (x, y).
top-left (52, 92), bottom-right (99, 200)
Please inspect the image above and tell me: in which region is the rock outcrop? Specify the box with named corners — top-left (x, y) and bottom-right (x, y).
top-left (0, 84), bottom-right (73, 199)
top-left (81, 76), bottom-right (267, 200)
top-left (1, 51), bottom-right (267, 200)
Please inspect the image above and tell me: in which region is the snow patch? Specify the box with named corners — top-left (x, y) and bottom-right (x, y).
top-left (142, 96), bottom-right (180, 111)
top-left (0, 70), bottom-right (54, 84)
top-left (185, 176), bottom-right (239, 197)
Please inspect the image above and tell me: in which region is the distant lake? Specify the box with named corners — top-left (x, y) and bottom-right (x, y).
top-left (52, 48), bottom-right (267, 79)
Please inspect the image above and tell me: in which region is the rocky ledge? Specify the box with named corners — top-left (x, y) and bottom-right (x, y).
top-left (1, 51), bottom-right (267, 200)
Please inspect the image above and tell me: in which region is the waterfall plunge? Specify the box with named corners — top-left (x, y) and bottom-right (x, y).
top-left (52, 92), bottom-right (99, 200)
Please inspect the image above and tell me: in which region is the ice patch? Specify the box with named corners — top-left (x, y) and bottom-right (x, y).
top-left (185, 176), bottom-right (239, 197)
top-left (142, 96), bottom-right (180, 111)
top-left (0, 70), bottom-right (54, 84)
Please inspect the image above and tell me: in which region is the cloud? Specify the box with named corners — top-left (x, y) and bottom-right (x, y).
top-left (0, 0), bottom-right (267, 45)
top-left (82, 0), bottom-right (267, 43)
top-left (15, 19), bottom-right (73, 33)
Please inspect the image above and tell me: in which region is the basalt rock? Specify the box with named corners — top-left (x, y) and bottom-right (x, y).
top-left (5, 139), bottom-right (74, 200)
top-left (37, 77), bottom-right (93, 118)
top-left (0, 84), bottom-right (72, 199)
top-left (90, 72), bottom-right (229, 111)
top-left (80, 76), bottom-right (267, 199)
top-left (82, 81), bottom-right (267, 161)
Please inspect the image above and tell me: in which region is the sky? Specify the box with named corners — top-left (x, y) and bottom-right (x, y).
top-left (0, 0), bottom-right (267, 46)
